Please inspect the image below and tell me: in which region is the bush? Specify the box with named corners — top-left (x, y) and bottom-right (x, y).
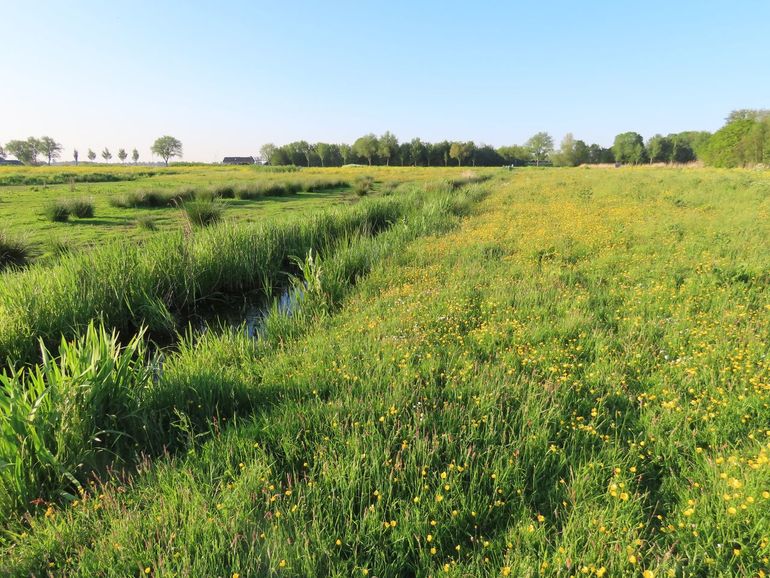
top-left (354, 176), bottom-right (374, 196)
top-left (183, 200), bottom-right (224, 227)
top-left (67, 198), bottom-right (95, 218)
top-left (0, 234), bottom-right (33, 272)
top-left (135, 215), bottom-right (157, 231)
top-left (43, 201), bottom-right (70, 222)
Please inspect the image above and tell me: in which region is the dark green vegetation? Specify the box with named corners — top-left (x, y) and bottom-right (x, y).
top-left (257, 109), bottom-right (770, 168)
top-left (0, 233), bottom-right (33, 272)
top-left (1, 168), bottom-right (769, 577)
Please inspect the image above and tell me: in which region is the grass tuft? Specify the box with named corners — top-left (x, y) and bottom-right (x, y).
top-left (0, 234), bottom-right (33, 272)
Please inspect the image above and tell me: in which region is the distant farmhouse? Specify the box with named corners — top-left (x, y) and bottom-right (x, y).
top-left (0, 159), bottom-right (23, 166)
top-left (222, 156), bottom-right (256, 165)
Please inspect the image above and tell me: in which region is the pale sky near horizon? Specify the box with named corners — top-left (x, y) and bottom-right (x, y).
top-left (1, 1), bottom-right (768, 162)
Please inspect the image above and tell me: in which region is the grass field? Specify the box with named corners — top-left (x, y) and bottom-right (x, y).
top-left (1, 167), bottom-right (770, 576)
top-left (0, 165), bottom-right (478, 259)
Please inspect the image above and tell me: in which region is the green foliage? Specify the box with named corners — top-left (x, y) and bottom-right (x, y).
top-left (38, 136), bottom-right (63, 165)
top-left (0, 324), bottom-right (153, 518)
top-left (0, 233), bottom-right (32, 272)
top-left (353, 134), bottom-right (379, 166)
top-left (43, 200), bottom-right (71, 222)
top-left (3, 170), bottom-right (769, 576)
top-left (67, 198), bottom-right (95, 218)
top-left (4, 137), bottom-right (42, 165)
top-left (612, 131), bottom-right (647, 164)
top-left (151, 135), bottom-right (183, 166)
top-left (701, 119), bottom-right (755, 167)
top-left (552, 133), bottom-right (590, 167)
top-left (525, 132), bottom-right (554, 166)
top-left (378, 131), bottom-right (398, 166)
top-left (134, 215), bottom-right (157, 231)
top-left (353, 175), bottom-right (374, 196)
top-left (182, 199), bottom-right (224, 227)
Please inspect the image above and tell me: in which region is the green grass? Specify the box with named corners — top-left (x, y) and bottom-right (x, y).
top-left (182, 199), bottom-right (224, 227)
top-left (0, 233), bottom-right (33, 272)
top-left (1, 167), bottom-right (769, 577)
top-left (0, 164), bottom-right (477, 262)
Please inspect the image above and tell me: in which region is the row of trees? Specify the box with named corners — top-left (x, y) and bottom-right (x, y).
top-left (1, 136), bottom-right (183, 166)
top-left (258, 132), bottom-right (617, 168)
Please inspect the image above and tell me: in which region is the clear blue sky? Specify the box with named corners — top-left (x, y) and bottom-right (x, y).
top-left (1, 0), bottom-right (768, 162)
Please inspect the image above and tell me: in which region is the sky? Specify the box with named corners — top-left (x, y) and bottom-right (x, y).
top-left (1, 0), bottom-right (769, 162)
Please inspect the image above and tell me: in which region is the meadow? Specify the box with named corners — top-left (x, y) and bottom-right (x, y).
top-left (0, 164), bottom-right (466, 260)
top-left (1, 166), bottom-right (769, 577)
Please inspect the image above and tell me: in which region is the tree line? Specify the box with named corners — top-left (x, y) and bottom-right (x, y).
top-left (3, 112), bottom-right (768, 168)
top-left (259, 110), bottom-right (770, 168)
top-left (1, 136), bottom-right (183, 166)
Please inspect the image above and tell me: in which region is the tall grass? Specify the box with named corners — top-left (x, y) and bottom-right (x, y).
top-left (0, 187), bottom-right (448, 365)
top-left (182, 199), bottom-right (224, 227)
top-left (0, 324), bottom-right (153, 517)
top-left (43, 200), bottom-right (70, 222)
top-left (0, 233), bottom-right (33, 272)
top-left (67, 198), bottom-right (95, 218)
top-left (109, 187), bottom-right (196, 208)
top-left (0, 184), bottom-right (487, 524)
top-left (110, 179), bottom-right (350, 207)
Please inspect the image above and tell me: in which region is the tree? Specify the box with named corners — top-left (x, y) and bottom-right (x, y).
top-left (132, 148), bottom-right (139, 163)
top-left (259, 143), bottom-right (276, 165)
top-left (726, 109), bottom-right (770, 124)
top-left (5, 138), bottom-right (42, 164)
top-left (612, 132), bottom-right (647, 164)
top-left (0, 145), bottom-right (4, 159)
top-left (552, 133), bottom-right (588, 167)
top-left (526, 132), bottom-right (554, 166)
top-left (151, 135), bottom-right (183, 166)
top-left (352, 134), bottom-right (379, 165)
top-left (474, 144), bottom-right (505, 166)
top-left (646, 134), bottom-right (673, 163)
top-left (449, 142), bottom-right (468, 166)
top-left (429, 141), bottom-right (451, 166)
top-left (378, 131), bottom-right (398, 166)
top-left (339, 144), bottom-right (352, 165)
top-left (39, 136), bottom-right (63, 165)
top-left (118, 148), bottom-right (128, 163)
top-left (297, 141), bottom-right (313, 167)
top-left (87, 149), bottom-right (96, 162)
top-left (73, 149), bottom-right (79, 165)
top-left (101, 147), bottom-right (112, 163)
top-left (397, 142), bottom-right (412, 166)
top-left (410, 138), bottom-right (427, 166)
top-left (315, 142), bottom-right (330, 167)
top-left (498, 145), bottom-right (530, 166)
top-left (587, 144), bottom-right (614, 164)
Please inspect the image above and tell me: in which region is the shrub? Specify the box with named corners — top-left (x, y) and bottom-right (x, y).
top-left (0, 234), bottom-right (33, 272)
top-left (183, 200), bottom-right (223, 227)
top-left (43, 201), bottom-right (70, 222)
top-left (67, 198), bottom-right (95, 218)
top-left (354, 176), bottom-right (374, 196)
